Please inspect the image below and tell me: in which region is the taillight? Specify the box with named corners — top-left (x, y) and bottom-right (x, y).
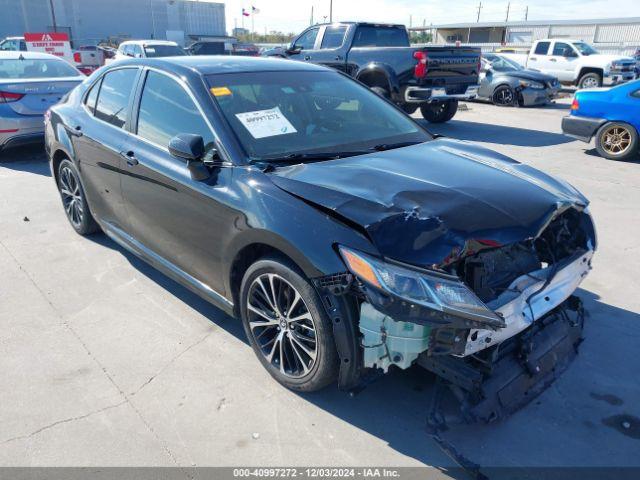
top-left (571, 98), bottom-right (579, 110)
top-left (73, 52), bottom-right (82, 63)
top-left (414, 50), bottom-right (428, 78)
top-left (0, 91), bottom-right (25, 103)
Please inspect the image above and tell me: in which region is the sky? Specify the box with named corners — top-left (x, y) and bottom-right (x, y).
top-left (214, 0), bottom-right (640, 35)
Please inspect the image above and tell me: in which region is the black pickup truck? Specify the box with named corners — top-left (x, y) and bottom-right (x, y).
top-left (264, 22), bottom-right (481, 123)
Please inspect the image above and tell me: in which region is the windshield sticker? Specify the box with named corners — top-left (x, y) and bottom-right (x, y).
top-left (235, 107), bottom-right (297, 139)
top-left (210, 86), bottom-right (232, 97)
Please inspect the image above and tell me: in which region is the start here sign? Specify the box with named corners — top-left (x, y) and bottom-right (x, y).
top-left (24, 32), bottom-right (73, 63)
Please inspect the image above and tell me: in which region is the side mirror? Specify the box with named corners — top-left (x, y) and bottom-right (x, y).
top-left (169, 133), bottom-right (205, 161)
top-left (169, 134), bottom-right (216, 181)
top-left (286, 44), bottom-right (302, 55)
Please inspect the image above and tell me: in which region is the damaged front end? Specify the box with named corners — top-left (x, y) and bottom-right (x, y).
top-left (322, 206), bottom-right (596, 422)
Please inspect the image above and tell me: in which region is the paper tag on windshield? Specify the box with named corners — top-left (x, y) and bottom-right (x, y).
top-left (235, 107), bottom-right (297, 139)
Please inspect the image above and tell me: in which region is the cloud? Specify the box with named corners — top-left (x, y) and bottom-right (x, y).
top-left (219, 0), bottom-right (640, 34)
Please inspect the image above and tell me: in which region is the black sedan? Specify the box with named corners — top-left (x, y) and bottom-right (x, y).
top-left (45, 57), bottom-right (596, 420)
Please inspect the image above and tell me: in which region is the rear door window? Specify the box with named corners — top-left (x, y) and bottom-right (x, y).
top-left (534, 41), bottom-right (550, 55)
top-left (352, 26), bottom-right (409, 47)
top-left (321, 26), bottom-right (348, 49)
top-left (84, 79), bottom-right (102, 114)
top-left (135, 70), bottom-right (216, 159)
top-left (94, 68), bottom-right (138, 128)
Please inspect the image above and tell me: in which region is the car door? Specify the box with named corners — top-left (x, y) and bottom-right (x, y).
top-left (288, 26), bottom-right (321, 62)
top-left (71, 67), bottom-right (140, 229)
top-left (528, 41), bottom-right (551, 71)
top-left (311, 25), bottom-right (349, 71)
top-left (120, 68), bottom-right (235, 297)
top-left (549, 41), bottom-right (578, 82)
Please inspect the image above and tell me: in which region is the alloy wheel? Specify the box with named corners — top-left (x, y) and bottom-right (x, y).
top-left (601, 126), bottom-right (632, 155)
top-left (581, 76), bottom-right (599, 89)
top-left (59, 165), bottom-right (84, 228)
top-left (494, 87), bottom-right (514, 105)
top-left (247, 273), bottom-right (318, 378)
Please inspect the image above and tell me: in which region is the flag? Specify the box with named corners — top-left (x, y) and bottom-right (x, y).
top-left (242, 8), bottom-right (250, 16)
top-left (252, 6), bottom-right (260, 14)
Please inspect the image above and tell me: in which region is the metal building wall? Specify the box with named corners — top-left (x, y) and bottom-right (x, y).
top-left (0, 0), bottom-right (226, 46)
top-left (595, 23), bottom-right (640, 43)
top-left (548, 24), bottom-right (597, 41)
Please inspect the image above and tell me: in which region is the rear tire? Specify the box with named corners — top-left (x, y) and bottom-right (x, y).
top-left (370, 86), bottom-right (390, 99)
top-left (578, 72), bottom-right (602, 89)
top-left (239, 256), bottom-right (339, 392)
top-left (57, 159), bottom-right (100, 235)
top-left (420, 99), bottom-right (458, 123)
top-left (595, 122), bottom-right (638, 161)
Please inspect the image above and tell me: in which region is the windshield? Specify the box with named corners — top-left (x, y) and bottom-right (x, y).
top-left (207, 71), bottom-right (430, 161)
top-left (574, 42), bottom-right (598, 56)
top-left (144, 45), bottom-right (186, 57)
top-left (0, 58), bottom-right (80, 79)
top-left (486, 55), bottom-right (522, 72)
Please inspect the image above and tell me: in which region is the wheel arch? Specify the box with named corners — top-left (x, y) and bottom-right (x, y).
top-left (577, 67), bottom-right (604, 82)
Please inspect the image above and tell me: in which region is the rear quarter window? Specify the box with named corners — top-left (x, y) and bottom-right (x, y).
top-left (352, 26), bottom-right (409, 47)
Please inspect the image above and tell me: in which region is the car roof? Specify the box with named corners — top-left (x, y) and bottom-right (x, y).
top-left (120, 40), bottom-right (178, 47)
top-left (0, 51), bottom-right (66, 60)
top-left (114, 55), bottom-right (331, 75)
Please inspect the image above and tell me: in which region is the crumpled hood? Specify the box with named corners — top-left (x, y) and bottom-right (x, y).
top-left (269, 139), bottom-right (589, 267)
top-left (505, 69), bottom-right (557, 83)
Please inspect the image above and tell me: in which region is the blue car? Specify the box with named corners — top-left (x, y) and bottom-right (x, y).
top-left (562, 80), bottom-right (640, 160)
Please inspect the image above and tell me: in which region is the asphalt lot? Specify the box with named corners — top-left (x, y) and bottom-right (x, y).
top-left (1, 97), bottom-right (639, 474)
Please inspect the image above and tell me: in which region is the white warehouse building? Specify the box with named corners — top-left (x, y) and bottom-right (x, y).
top-left (410, 17), bottom-right (640, 55)
top-left (0, 0), bottom-right (226, 47)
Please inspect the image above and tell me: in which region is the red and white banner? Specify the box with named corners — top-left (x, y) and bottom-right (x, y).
top-left (24, 32), bottom-right (74, 63)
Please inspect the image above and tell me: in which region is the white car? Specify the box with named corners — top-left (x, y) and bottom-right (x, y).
top-left (114, 40), bottom-right (187, 61)
top-left (0, 51), bottom-right (84, 151)
top-left (504, 39), bottom-right (636, 89)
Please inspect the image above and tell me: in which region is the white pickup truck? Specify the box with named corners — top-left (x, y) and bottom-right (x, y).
top-left (505, 39), bottom-right (636, 89)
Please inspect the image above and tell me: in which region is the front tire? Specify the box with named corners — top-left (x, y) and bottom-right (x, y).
top-left (492, 85), bottom-right (516, 106)
top-left (239, 257), bottom-right (339, 392)
top-left (595, 122), bottom-right (638, 160)
top-left (57, 159), bottom-right (100, 235)
top-left (578, 72), bottom-right (602, 89)
top-left (420, 99), bottom-right (458, 123)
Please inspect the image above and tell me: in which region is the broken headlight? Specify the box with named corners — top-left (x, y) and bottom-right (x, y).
top-left (339, 246), bottom-right (502, 325)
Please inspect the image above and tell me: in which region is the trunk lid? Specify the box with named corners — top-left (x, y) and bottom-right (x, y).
top-left (0, 78), bottom-right (82, 115)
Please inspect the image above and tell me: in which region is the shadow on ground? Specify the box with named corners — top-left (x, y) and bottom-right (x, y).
top-left (85, 232), bottom-right (640, 475)
top-left (0, 145), bottom-right (51, 176)
top-left (420, 119), bottom-right (575, 147)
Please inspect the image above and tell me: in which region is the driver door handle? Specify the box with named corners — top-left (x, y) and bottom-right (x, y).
top-left (550, 58), bottom-right (557, 62)
top-left (335, 55), bottom-right (343, 61)
top-left (304, 55), bottom-right (311, 61)
top-left (120, 150), bottom-right (139, 166)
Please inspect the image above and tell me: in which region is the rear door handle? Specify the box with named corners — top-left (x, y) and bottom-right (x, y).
top-left (550, 58), bottom-right (557, 62)
top-left (120, 150), bottom-right (138, 166)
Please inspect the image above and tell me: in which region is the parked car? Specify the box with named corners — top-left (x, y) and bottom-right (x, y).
top-left (115, 40), bottom-right (187, 61)
top-left (1, 51), bottom-right (84, 151)
top-left (0, 36), bottom-right (26, 51)
top-left (233, 43), bottom-right (260, 57)
top-left (478, 53), bottom-right (560, 106)
top-left (503, 39), bottom-right (635, 89)
top-left (263, 22), bottom-right (481, 123)
top-left (562, 80), bottom-right (640, 161)
top-left (45, 56), bottom-right (597, 421)
top-left (186, 40), bottom-right (229, 56)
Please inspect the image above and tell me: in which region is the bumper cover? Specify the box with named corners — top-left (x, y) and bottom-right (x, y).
top-left (562, 115), bottom-right (606, 142)
top-left (604, 71), bottom-right (636, 86)
top-left (420, 296), bottom-right (585, 423)
top-left (520, 86), bottom-right (559, 106)
top-left (404, 84), bottom-right (479, 103)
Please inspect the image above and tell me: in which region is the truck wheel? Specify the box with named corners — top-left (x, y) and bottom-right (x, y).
top-left (371, 86), bottom-right (390, 99)
top-left (595, 122), bottom-right (638, 161)
top-left (420, 100), bottom-right (458, 123)
top-left (492, 85), bottom-right (516, 106)
top-left (578, 73), bottom-right (602, 89)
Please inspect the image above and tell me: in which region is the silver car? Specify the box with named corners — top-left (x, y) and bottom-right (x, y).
top-left (478, 53), bottom-right (560, 106)
top-left (1, 51), bottom-right (84, 151)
